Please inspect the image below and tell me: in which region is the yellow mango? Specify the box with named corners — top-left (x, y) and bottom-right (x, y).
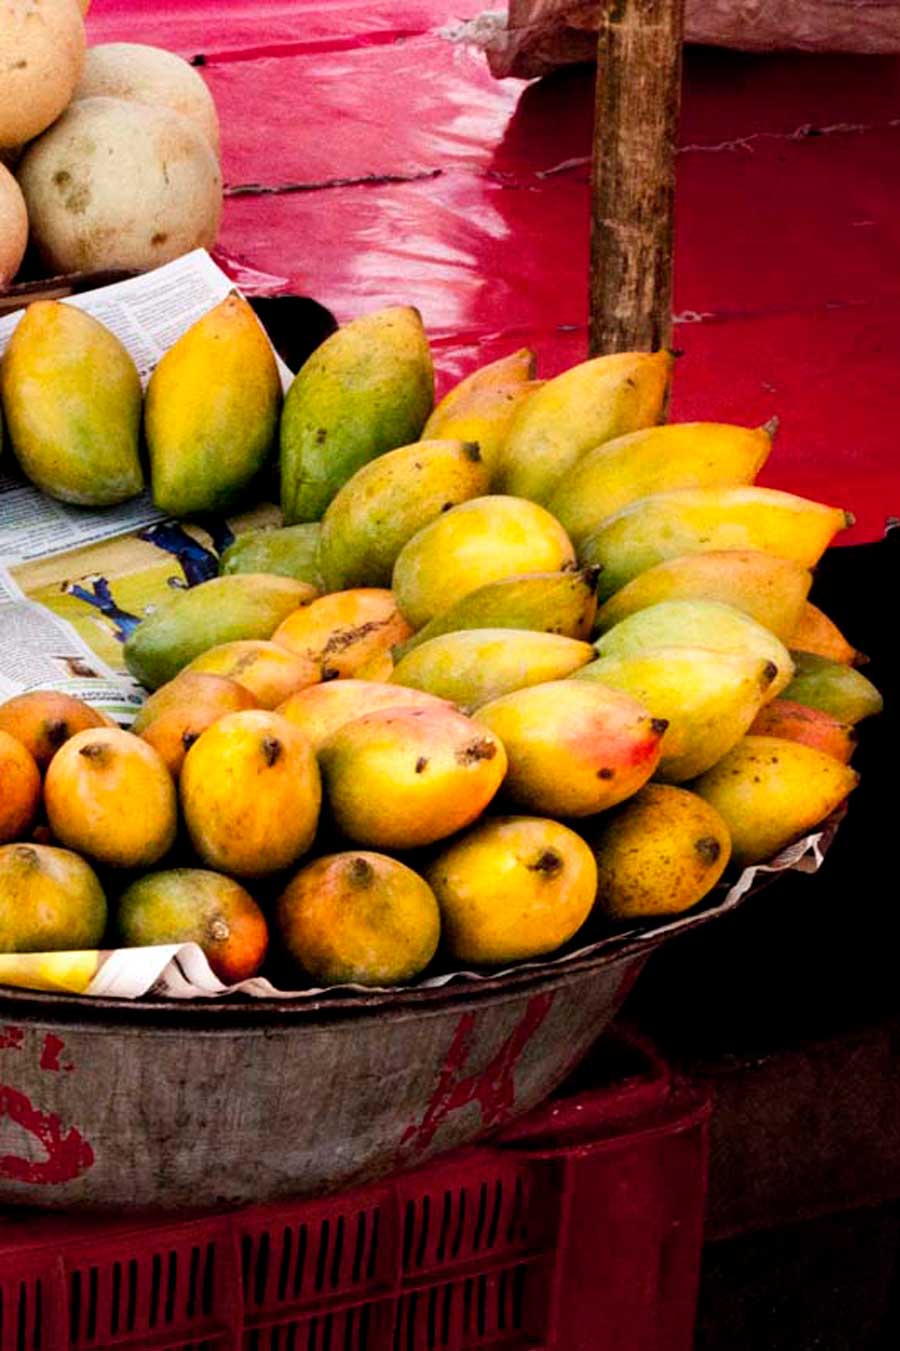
top-left (184, 640), bottom-right (318, 708)
top-left (427, 816), bottom-right (597, 963)
top-left (789, 602), bottom-right (861, 665)
top-left (0, 844), bottom-right (107, 954)
top-left (693, 735), bottom-right (858, 868)
top-left (392, 495), bottom-right (575, 629)
top-left (582, 487), bottom-right (852, 601)
top-left (476, 680), bottom-right (666, 817)
top-left (596, 549), bottom-right (811, 641)
top-left (0, 300), bottom-right (142, 505)
top-left (547, 420), bottom-right (774, 547)
top-left (277, 680), bottom-right (451, 752)
top-left (146, 294), bottom-right (281, 516)
top-left (584, 785), bottom-right (731, 919)
top-left (273, 588), bottom-right (412, 680)
top-left (280, 306), bottom-right (434, 523)
top-left (783, 652), bottom-right (883, 724)
top-left (423, 380), bottom-right (544, 481)
top-left (495, 350), bottom-right (673, 503)
top-left (392, 628), bottom-right (594, 711)
top-left (575, 647), bottom-right (778, 782)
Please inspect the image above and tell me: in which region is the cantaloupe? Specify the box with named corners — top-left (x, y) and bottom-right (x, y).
top-left (0, 161), bottom-right (27, 286)
top-left (17, 96), bottom-right (223, 275)
top-left (0, 0), bottom-right (86, 151)
top-left (74, 43), bottom-right (220, 154)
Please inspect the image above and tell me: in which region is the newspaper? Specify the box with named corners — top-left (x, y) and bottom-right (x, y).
top-left (0, 251), bottom-right (289, 718)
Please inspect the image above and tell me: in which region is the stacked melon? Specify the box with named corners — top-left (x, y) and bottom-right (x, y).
top-left (0, 1), bottom-right (221, 287)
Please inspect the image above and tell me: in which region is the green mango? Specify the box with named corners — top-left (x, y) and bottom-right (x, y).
top-left (783, 652), bottom-right (883, 725)
top-left (280, 306), bottom-right (434, 524)
top-left (317, 439), bottom-right (488, 590)
top-left (124, 574), bottom-right (316, 690)
top-left (219, 524), bottom-right (322, 586)
top-left (0, 300), bottom-right (142, 505)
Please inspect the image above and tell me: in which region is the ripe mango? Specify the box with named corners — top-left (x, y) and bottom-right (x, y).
top-left (146, 294), bottom-right (282, 516)
top-left (426, 816), bottom-right (597, 963)
top-left (0, 843), bottom-right (107, 953)
top-left (749, 699), bottom-right (856, 763)
top-left (277, 680), bottom-right (451, 753)
top-left (44, 728), bottom-right (177, 868)
top-left (783, 652), bottom-right (883, 724)
top-left (319, 705), bottom-right (507, 849)
top-left (423, 357), bottom-right (543, 481)
top-left (117, 869), bottom-right (269, 983)
top-left (0, 689), bottom-right (108, 771)
top-left (355, 649), bottom-right (396, 681)
top-left (184, 640), bottom-right (317, 708)
top-left (133, 671), bottom-right (257, 776)
top-left (0, 300), bottom-right (142, 505)
top-left (547, 420), bottom-right (774, 547)
top-left (693, 735), bottom-right (858, 868)
top-left (495, 350), bottom-right (673, 503)
top-left (582, 487), bottom-right (852, 601)
top-left (123, 574), bottom-right (316, 690)
top-left (596, 549), bottom-right (811, 641)
top-left (394, 568), bottom-right (600, 658)
top-left (392, 495), bottom-right (576, 629)
top-left (280, 306), bottom-right (434, 523)
top-left (391, 628), bottom-right (594, 711)
top-left (789, 602), bottom-right (861, 665)
top-left (0, 730), bottom-right (41, 844)
top-left (596, 600), bottom-right (794, 699)
top-left (273, 588), bottom-right (412, 681)
top-left (276, 852), bottom-right (440, 986)
top-left (316, 438), bottom-right (489, 590)
top-left (219, 523), bottom-right (322, 587)
top-left (180, 710), bottom-right (321, 876)
top-left (575, 647), bottom-right (778, 782)
top-left (584, 785), bottom-right (731, 920)
top-left (476, 680), bottom-right (666, 817)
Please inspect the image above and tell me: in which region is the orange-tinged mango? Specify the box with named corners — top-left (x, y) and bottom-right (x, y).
top-left (749, 699), bottom-right (856, 764)
top-left (277, 680), bottom-right (451, 753)
top-left (273, 588), bottom-right (412, 680)
top-left (44, 728), bottom-right (177, 868)
top-left (426, 816), bottom-right (597, 963)
top-left (423, 377), bottom-right (544, 481)
top-left (133, 672), bottom-right (257, 777)
top-left (789, 602), bottom-right (861, 665)
top-left (0, 843), bottom-right (107, 953)
top-left (0, 730), bottom-right (41, 844)
top-left (0, 690), bottom-right (109, 771)
top-left (184, 640), bottom-right (318, 708)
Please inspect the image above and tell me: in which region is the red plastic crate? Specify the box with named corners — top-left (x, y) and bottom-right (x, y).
top-left (0, 1030), bottom-right (710, 1351)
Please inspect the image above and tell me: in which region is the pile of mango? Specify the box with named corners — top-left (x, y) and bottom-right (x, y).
top-left (0, 297), bottom-right (884, 991)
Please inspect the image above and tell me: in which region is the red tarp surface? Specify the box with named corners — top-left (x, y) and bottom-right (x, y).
top-left (88, 0), bottom-right (900, 542)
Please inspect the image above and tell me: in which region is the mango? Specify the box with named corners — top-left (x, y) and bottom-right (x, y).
top-left (319, 705), bottom-right (507, 849)
top-left (547, 420), bottom-right (774, 547)
top-left (184, 640), bottom-right (317, 709)
top-left (117, 869), bottom-right (269, 983)
top-left (395, 568), bottom-right (600, 658)
top-left (0, 731), bottom-right (41, 844)
top-left (476, 680), bottom-right (666, 817)
top-left (276, 852), bottom-right (440, 986)
top-left (575, 647), bottom-right (778, 782)
top-left (423, 379), bottom-right (544, 481)
top-left (430, 348), bottom-right (536, 403)
top-left (123, 574), bottom-right (316, 690)
top-left (596, 549), bottom-right (811, 641)
top-left (218, 523), bottom-right (322, 586)
top-left (277, 680), bottom-right (451, 753)
top-left (582, 487), bottom-right (852, 601)
top-left (280, 305), bottom-right (434, 523)
top-left (749, 699), bottom-right (856, 763)
top-left (181, 710), bottom-right (321, 876)
top-left (391, 628), bottom-right (594, 711)
top-left (392, 496), bottom-right (576, 629)
top-left (782, 652), bottom-right (883, 725)
top-left (133, 672), bottom-right (257, 776)
top-left (426, 816), bottom-right (597, 963)
top-left (495, 350), bottom-right (673, 503)
top-left (0, 844), bottom-right (107, 953)
top-left (789, 602), bottom-right (861, 665)
top-left (273, 588), bottom-right (412, 681)
top-left (146, 294), bottom-right (282, 516)
top-left (0, 689), bottom-right (108, 771)
top-left (693, 735), bottom-right (858, 868)
top-left (584, 785), bottom-right (731, 920)
top-left (596, 600), bottom-right (794, 699)
top-left (44, 728), bottom-right (177, 868)
top-left (317, 438), bottom-right (489, 590)
top-left (0, 300), bottom-right (142, 505)
top-left (355, 649), bottom-right (396, 681)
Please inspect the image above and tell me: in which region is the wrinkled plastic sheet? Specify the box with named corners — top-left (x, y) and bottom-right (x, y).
top-left (84, 1), bottom-right (900, 542)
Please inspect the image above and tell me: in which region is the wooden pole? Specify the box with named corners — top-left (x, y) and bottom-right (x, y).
top-left (589, 0), bottom-right (685, 356)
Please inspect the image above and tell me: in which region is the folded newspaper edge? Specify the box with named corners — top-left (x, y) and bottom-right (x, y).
top-left (0, 824), bottom-right (833, 1001)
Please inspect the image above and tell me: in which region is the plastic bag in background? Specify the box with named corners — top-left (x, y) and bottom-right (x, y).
top-left (481, 0), bottom-right (900, 80)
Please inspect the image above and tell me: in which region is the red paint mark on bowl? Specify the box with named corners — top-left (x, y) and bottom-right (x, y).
top-left (0, 1083), bottom-right (95, 1185)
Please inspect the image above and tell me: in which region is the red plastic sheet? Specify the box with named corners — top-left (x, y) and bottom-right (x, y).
top-left (87, 1), bottom-right (900, 541)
